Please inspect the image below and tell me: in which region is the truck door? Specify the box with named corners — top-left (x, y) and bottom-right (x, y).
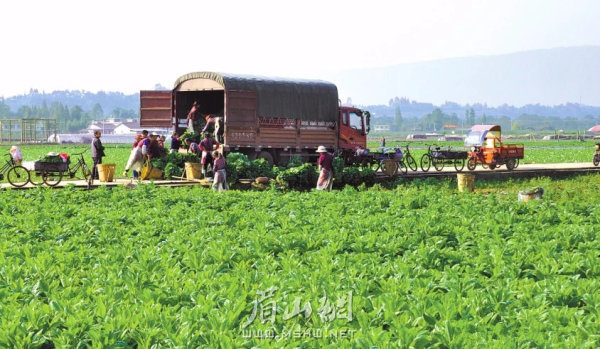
top-left (339, 107), bottom-right (367, 150)
top-left (140, 90), bottom-right (173, 128)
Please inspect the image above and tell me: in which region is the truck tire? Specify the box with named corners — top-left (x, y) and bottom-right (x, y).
top-left (257, 151), bottom-right (274, 166)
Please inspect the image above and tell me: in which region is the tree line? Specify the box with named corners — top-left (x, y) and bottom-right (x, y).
top-left (0, 98), bottom-right (137, 133)
top-left (373, 106), bottom-right (600, 133)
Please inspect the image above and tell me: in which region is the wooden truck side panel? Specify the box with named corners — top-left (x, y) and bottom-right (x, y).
top-left (224, 90), bottom-right (257, 147)
top-left (225, 90), bottom-right (337, 151)
top-left (139, 90), bottom-right (173, 128)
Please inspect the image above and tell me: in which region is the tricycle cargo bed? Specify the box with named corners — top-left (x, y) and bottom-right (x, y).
top-left (34, 161), bottom-right (69, 172)
top-left (500, 144), bottom-right (525, 159)
top-left (432, 150), bottom-right (468, 159)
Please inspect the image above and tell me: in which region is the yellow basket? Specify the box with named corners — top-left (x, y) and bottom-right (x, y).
top-left (456, 173), bottom-right (475, 192)
top-left (185, 162), bottom-right (203, 179)
top-left (141, 163), bottom-right (163, 180)
top-left (97, 164), bottom-right (116, 182)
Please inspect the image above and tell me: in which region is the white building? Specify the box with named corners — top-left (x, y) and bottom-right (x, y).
top-left (374, 124), bottom-right (391, 132)
top-left (113, 120), bottom-right (141, 134)
top-left (87, 118), bottom-right (170, 136)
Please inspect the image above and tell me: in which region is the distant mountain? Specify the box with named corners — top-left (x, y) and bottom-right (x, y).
top-left (327, 46), bottom-right (600, 107)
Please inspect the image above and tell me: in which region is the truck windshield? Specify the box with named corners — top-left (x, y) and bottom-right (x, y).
top-left (349, 112), bottom-right (363, 131)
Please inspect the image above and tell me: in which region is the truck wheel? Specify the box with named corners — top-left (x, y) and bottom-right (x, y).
top-left (506, 158), bottom-right (516, 171)
top-left (467, 157), bottom-right (477, 171)
top-left (257, 151), bottom-right (274, 166)
top-left (594, 156), bottom-right (599, 166)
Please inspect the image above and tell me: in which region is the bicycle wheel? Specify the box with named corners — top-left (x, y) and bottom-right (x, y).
top-left (420, 154), bottom-right (431, 172)
top-left (81, 162), bottom-right (92, 180)
top-left (7, 166), bottom-right (30, 187)
top-left (406, 155), bottom-right (418, 172)
top-left (398, 159), bottom-right (408, 175)
top-left (433, 158), bottom-right (444, 171)
top-left (467, 157), bottom-right (477, 171)
top-left (371, 160), bottom-right (382, 172)
top-left (42, 171), bottom-right (63, 187)
top-left (454, 158), bottom-right (465, 172)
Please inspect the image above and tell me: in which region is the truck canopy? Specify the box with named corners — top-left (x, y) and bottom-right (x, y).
top-left (174, 72), bottom-right (339, 122)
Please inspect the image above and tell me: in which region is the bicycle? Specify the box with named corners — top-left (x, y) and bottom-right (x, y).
top-left (67, 150), bottom-right (93, 182)
top-left (403, 144), bottom-right (418, 171)
top-left (31, 150), bottom-right (93, 187)
top-left (0, 154), bottom-right (30, 187)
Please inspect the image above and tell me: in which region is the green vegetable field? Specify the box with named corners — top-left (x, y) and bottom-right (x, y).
top-left (1, 175), bottom-right (599, 347)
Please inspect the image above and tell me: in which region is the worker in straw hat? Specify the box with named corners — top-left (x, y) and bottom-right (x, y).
top-left (316, 145), bottom-right (333, 191)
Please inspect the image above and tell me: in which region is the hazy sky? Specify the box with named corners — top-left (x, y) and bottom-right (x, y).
top-left (1, 0), bottom-right (599, 103)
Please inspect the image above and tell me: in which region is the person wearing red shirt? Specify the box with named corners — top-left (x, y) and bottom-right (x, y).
top-left (199, 133), bottom-right (220, 177)
top-left (186, 101), bottom-right (200, 133)
top-left (212, 151), bottom-right (228, 191)
top-left (316, 145), bottom-right (333, 190)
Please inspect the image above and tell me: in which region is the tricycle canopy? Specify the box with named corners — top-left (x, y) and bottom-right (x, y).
top-left (464, 125), bottom-right (501, 146)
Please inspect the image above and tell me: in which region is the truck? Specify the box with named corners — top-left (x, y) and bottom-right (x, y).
top-left (139, 72), bottom-right (370, 165)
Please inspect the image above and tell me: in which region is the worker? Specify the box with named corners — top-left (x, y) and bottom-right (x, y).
top-left (143, 132), bottom-right (163, 161)
top-left (186, 101), bottom-right (200, 134)
top-left (170, 131), bottom-right (182, 153)
top-left (91, 131), bottom-right (105, 180)
top-left (214, 116), bottom-right (224, 143)
top-left (132, 134), bottom-right (143, 148)
top-left (380, 137), bottom-right (386, 148)
top-left (185, 138), bottom-right (200, 155)
top-left (201, 114), bottom-right (216, 134)
top-left (199, 133), bottom-right (220, 177)
top-left (212, 150), bottom-right (228, 191)
top-left (316, 145), bottom-right (333, 191)
top-left (123, 143), bottom-right (143, 179)
top-left (158, 135), bottom-right (166, 148)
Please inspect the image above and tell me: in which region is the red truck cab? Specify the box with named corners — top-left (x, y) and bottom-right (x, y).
top-left (338, 106), bottom-right (368, 151)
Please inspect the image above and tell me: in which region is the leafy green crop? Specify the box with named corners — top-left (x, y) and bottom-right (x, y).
top-left (2, 175), bottom-right (599, 347)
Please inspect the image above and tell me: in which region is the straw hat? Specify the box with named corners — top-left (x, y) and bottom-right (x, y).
top-left (316, 146), bottom-right (328, 153)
